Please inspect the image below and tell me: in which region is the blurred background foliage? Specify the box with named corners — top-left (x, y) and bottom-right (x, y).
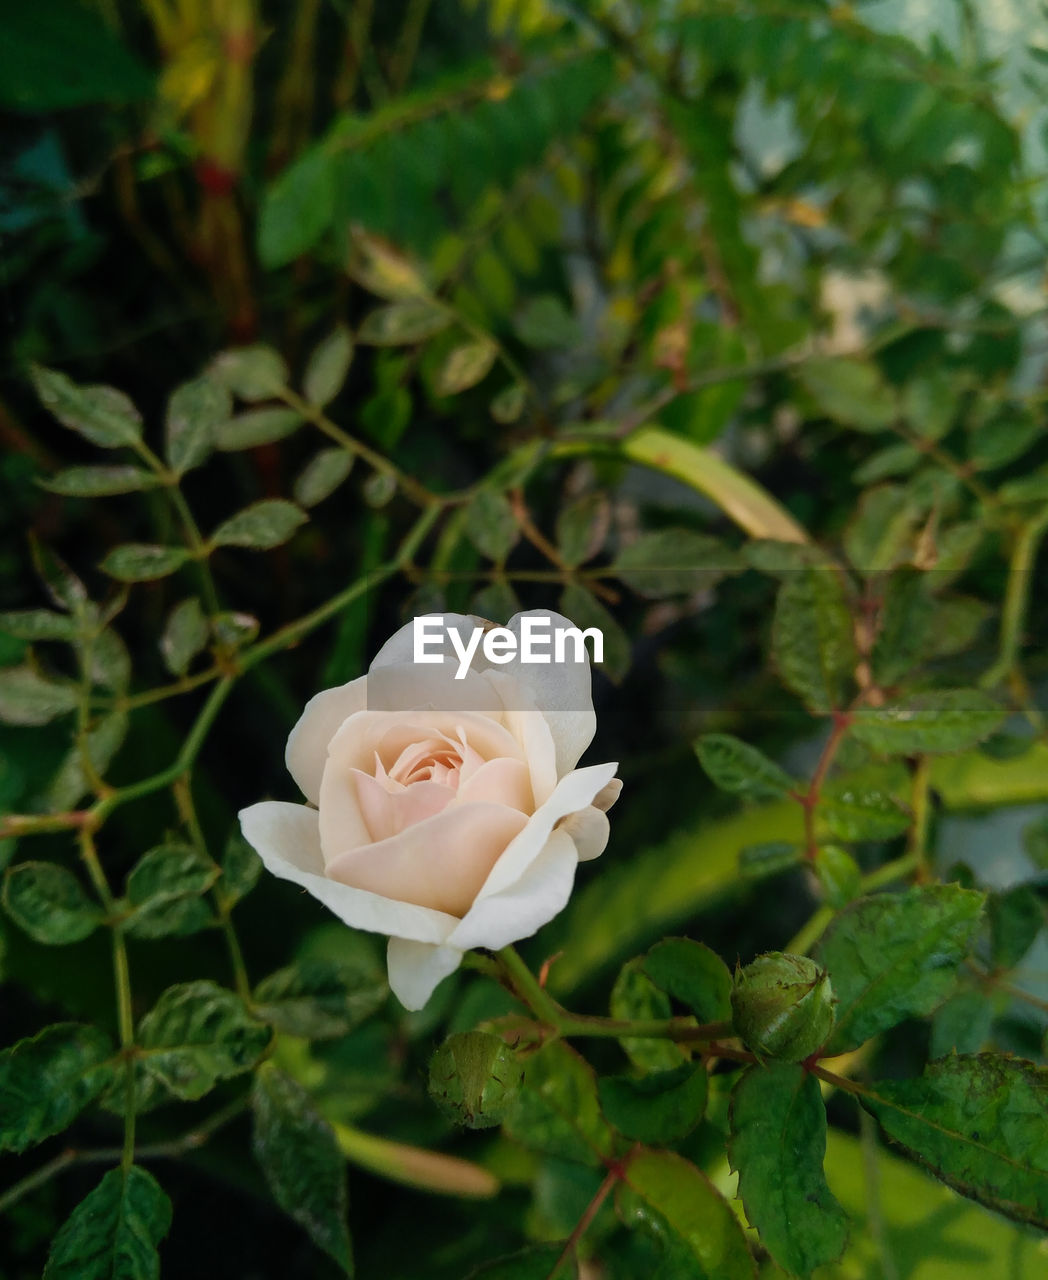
top-left (2, 0), bottom-right (1048, 1276)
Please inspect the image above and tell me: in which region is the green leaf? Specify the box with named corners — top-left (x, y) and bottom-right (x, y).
top-left (611, 958), bottom-right (686, 1073)
top-left (258, 147), bottom-right (335, 269)
top-left (43, 1166), bottom-right (171, 1280)
top-left (771, 567), bottom-right (857, 713)
top-left (219, 830), bottom-right (262, 904)
top-left (100, 545), bottom-right (191, 583)
top-left (211, 611), bottom-right (260, 650)
top-left (135, 981), bottom-right (271, 1106)
top-left (798, 357), bottom-right (895, 431)
top-left (435, 340), bottom-right (498, 395)
top-left (738, 841), bottom-right (803, 879)
top-left (988, 886), bottom-right (1043, 970)
top-left (252, 1066), bottom-right (352, 1274)
top-left (208, 345), bottom-right (289, 401)
top-left (813, 884), bottom-right (985, 1053)
top-left (614, 530), bottom-right (743, 597)
top-left (294, 448), bottom-right (354, 508)
top-left (490, 383), bottom-right (526, 423)
top-left (0, 609), bottom-right (79, 641)
top-left (31, 366), bottom-right (142, 447)
top-left (513, 295), bottom-right (580, 349)
top-left (160, 598), bottom-right (209, 677)
top-left (853, 441), bottom-right (922, 484)
top-left (42, 466), bottom-right (163, 497)
top-left (214, 406), bottom-right (304, 450)
top-left (165, 374), bottom-right (232, 474)
top-left (559, 583), bottom-right (631, 682)
top-left (844, 485), bottom-right (920, 575)
top-left (729, 1063), bottom-right (849, 1275)
top-left (503, 1041), bottom-right (614, 1167)
top-left (122, 843), bottom-right (218, 940)
top-left (0, 1023), bottom-right (114, 1152)
top-left (464, 489), bottom-right (518, 562)
top-left (30, 536), bottom-right (88, 613)
top-left (862, 1055), bottom-right (1048, 1229)
top-left (872, 567), bottom-right (935, 686)
top-left (642, 938), bottom-right (733, 1023)
top-left (465, 1246), bottom-right (573, 1279)
top-left (850, 690), bottom-right (1007, 755)
top-left (599, 1061), bottom-right (707, 1144)
top-left (358, 299), bottom-right (452, 345)
top-left (363, 471), bottom-right (397, 508)
top-left (304, 327), bottom-right (354, 408)
top-left (3, 861), bottom-right (104, 944)
top-left (348, 232), bottom-right (429, 300)
top-left (818, 777), bottom-right (910, 841)
top-left (814, 844), bottom-right (862, 908)
top-left (555, 493), bottom-right (608, 568)
top-left (0, 666), bottom-right (78, 725)
top-left (620, 1150), bottom-right (755, 1280)
top-left (88, 628), bottom-right (131, 692)
top-left (210, 500), bottom-right (308, 550)
top-left (695, 734), bottom-right (794, 801)
top-left (253, 959), bottom-right (387, 1039)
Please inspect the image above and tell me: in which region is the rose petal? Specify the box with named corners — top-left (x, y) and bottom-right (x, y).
top-left (352, 771), bottom-right (453, 842)
top-left (386, 938), bottom-right (464, 1010)
top-left (504, 611), bottom-right (597, 775)
top-left (456, 756), bottom-right (533, 813)
top-left (592, 778), bottom-right (623, 813)
top-left (238, 801), bottom-right (457, 943)
top-left (557, 804), bottom-right (611, 862)
top-left (485, 673), bottom-right (559, 802)
top-left (448, 829), bottom-right (579, 953)
top-left (327, 709), bottom-right (525, 779)
top-left (325, 802), bottom-right (529, 916)
top-left (472, 762), bottom-right (618, 903)
top-left (369, 613), bottom-right (482, 672)
top-left (285, 676), bottom-right (368, 805)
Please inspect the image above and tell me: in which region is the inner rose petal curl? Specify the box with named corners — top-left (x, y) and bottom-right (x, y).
top-left (239, 611), bottom-right (620, 1009)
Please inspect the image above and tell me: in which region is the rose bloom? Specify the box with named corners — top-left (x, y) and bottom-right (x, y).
top-left (239, 612), bottom-right (620, 1009)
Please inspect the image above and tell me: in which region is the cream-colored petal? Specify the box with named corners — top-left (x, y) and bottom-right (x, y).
top-left (317, 762), bottom-right (378, 864)
top-left (472, 762), bottom-right (618, 903)
top-left (353, 772), bottom-right (453, 842)
top-left (557, 804), bottom-right (611, 862)
top-left (448, 828), bottom-right (578, 953)
top-left (238, 801), bottom-right (457, 943)
top-left (386, 937), bottom-right (464, 1010)
top-left (485, 672), bottom-right (559, 802)
top-left (325, 803), bottom-right (529, 916)
top-left (456, 756), bottom-right (533, 814)
top-left (592, 778), bottom-right (622, 813)
top-left (285, 677), bottom-right (368, 805)
top-left (503, 611), bottom-right (598, 775)
top-left (327, 710), bottom-right (524, 780)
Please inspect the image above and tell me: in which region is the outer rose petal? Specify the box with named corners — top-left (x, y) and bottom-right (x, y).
top-left (285, 677), bottom-right (367, 805)
top-left (557, 804), bottom-right (610, 862)
top-left (503, 611), bottom-right (597, 776)
top-left (324, 803), bottom-right (529, 916)
top-left (386, 938), bottom-right (464, 1010)
top-left (472, 762), bottom-right (618, 902)
top-left (238, 800), bottom-right (457, 944)
top-left (448, 829), bottom-right (579, 953)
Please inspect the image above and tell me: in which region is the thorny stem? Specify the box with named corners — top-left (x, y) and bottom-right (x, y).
top-left (547, 1162), bottom-right (623, 1280)
top-left (78, 827), bottom-right (136, 1172)
top-left (795, 710), bottom-right (853, 863)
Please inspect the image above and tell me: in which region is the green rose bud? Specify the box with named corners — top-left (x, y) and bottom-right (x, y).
top-left (730, 952), bottom-right (836, 1062)
top-left (427, 1031), bottom-right (521, 1129)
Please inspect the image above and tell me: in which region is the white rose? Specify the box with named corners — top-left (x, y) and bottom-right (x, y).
top-left (239, 611), bottom-right (620, 1010)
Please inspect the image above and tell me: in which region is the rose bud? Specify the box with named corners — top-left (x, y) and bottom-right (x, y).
top-left (730, 952), bottom-right (835, 1062)
top-left (239, 611), bottom-right (620, 1010)
top-left (428, 1031), bottom-right (521, 1129)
